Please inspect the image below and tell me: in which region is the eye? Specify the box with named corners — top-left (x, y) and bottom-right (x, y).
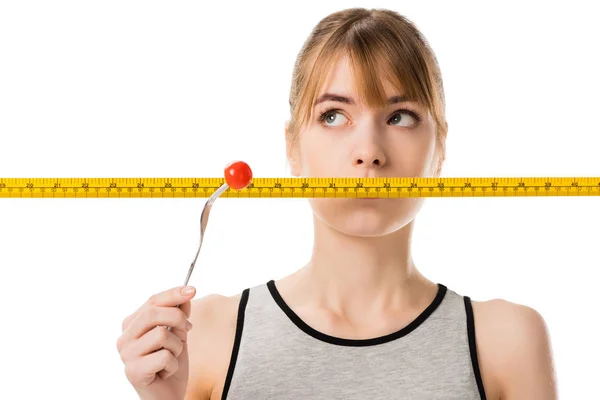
top-left (389, 110), bottom-right (420, 127)
top-left (319, 110), bottom-right (348, 127)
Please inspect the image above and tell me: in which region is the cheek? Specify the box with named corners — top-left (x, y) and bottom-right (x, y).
top-left (299, 133), bottom-right (341, 175)
top-left (395, 132), bottom-right (437, 175)
top-left (408, 141), bottom-right (436, 174)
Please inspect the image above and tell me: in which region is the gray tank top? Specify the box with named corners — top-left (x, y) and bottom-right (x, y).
top-left (221, 280), bottom-right (487, 400)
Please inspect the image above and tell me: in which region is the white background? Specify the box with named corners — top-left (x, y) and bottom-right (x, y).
top-left (0, 1), bottom-right (598, 398)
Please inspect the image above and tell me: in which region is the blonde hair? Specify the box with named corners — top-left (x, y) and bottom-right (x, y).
top-left (287, 8), bottom-right (448, 173)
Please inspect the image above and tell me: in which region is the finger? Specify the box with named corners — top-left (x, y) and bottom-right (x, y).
top-left (169, 324), bottom-right (189, 342)
top-left (146, 286), bottom-right (197, 309)
top-left (166, 300), bottom-right (193, 341)
top-left (157, 349), bottom-right (182, 380)
top-left (123, 306), bottom-right (191, 344)
top-left (125, 349), bottom-right (178, 386)
top-left (121, 306), bottom-right (146, 333)
top-left (157, 342), bottom-right (188, 380)
top-left (120, 326), bottom-right (184, 363)
top-left (121, 286), bottom-right (195, 333)
top-left (120, 287), bottom-right (195, 348)
top-left (179, 299), bottom-right (192, 319)
top-left (149, 349), bottom-right (179, 380)
top-left (157, 368), bottom-right (172, 381)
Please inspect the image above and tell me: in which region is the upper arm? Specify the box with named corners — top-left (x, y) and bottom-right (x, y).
top-left (474, 299), bottom-right (557, 400)
top-left (184, 293), bottom-right (239, 400)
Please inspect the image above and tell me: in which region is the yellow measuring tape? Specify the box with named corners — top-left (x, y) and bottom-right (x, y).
top-left (1, 177), bottom-right (599, 198)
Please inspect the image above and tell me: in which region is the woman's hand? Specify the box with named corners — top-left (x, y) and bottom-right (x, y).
top-left (117, 286), bottom-right (196, 400)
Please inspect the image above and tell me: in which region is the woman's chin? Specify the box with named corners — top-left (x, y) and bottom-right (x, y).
top-left (311, 198), bottom-right (419, 238)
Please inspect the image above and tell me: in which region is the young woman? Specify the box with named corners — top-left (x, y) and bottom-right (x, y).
top-left (117, 8), bottom-right (557, 400)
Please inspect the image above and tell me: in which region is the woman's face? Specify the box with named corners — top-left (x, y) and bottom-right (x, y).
top-left (286, 56), bottom-right (443, 237)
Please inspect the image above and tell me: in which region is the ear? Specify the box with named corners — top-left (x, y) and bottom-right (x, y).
top-left (285, 120), bottom-right (301, 177)
top-left (429, 138), bottom-right (445, 178)
top-left (434, 153), bottom-right (444, 177)
top-left (433, 142), bottom-right (445, 178)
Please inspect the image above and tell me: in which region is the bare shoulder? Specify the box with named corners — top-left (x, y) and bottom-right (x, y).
top-left (471, 298), bottom-right (557, 400)
top-left (184, 291), bottom-right (245, 400)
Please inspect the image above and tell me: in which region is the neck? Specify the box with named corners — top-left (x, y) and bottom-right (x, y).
top-left (292, 214), bottom-right (435, 320)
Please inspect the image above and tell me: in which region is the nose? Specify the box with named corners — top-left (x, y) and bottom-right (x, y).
top-left (355, 155), bottom-right (383, 166)
top-left (353, 140), bottom-right (387, 168)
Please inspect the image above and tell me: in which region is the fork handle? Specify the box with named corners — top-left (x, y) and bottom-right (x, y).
top-left (166, 261), bottom-right (196, 332)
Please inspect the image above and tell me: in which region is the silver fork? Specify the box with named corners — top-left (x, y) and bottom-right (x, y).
top-left (168, 182), bottom-right (229, 331)
top-left (182, 182), bottom-right (229, 287)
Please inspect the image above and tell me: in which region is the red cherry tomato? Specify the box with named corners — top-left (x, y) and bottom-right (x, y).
top-left (224, 161), bottom-right (253, 190)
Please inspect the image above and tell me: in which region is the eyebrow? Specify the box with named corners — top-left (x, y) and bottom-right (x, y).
top-left (314, 93), bottom-right (414, 105)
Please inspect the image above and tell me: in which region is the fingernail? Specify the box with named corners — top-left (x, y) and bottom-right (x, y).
top-left (181, 286), bottom-right (195, 296)
top-left (185, 319), bottom-right (193, 331)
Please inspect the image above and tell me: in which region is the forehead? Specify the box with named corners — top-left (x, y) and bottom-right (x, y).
top-left (316, 55), bottom-right (400, 101)
top-left (319, 56), bottom-right (394, 93)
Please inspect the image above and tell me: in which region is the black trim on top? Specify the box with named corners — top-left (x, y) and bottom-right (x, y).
top-left (221, 288), bottom-right (250, 400)
top-left (267, 280), bottom-right (447, 347)
top-left (464, 296), bottom-right (488, 400)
